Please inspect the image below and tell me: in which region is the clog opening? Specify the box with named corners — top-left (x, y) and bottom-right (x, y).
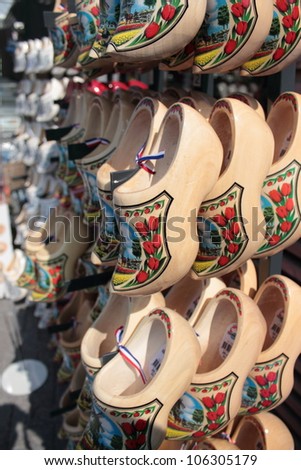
top-left (103, 109), bottom-right (152, 178)
top-left (234, 419), bottom-right (265, 450)
top-left (256, 286), bottom-right (284, 351)
top-left (99, 318), bottom-right (167, 396)
top-left (84, 101), bottom-right (103, 140)
top-left (195, 298), bottom-right (237, 373)
top-left (210, 111), bottom-right (232, 176)
top-left (115, 113), bottom-right (180, 193)
top-left (268, 102), bottom-right (295, 164)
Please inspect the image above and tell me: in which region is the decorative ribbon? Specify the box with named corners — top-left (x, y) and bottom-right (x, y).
top-left (135, 143), bottom-right (165, 175)
top-left (85, 137), bottom-right (110, 148)
top-left (115, 326), bottom-right (147, 384)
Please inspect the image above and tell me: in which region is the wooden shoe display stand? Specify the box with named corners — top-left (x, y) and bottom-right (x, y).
top-left (4, 0), bottom-right (301, 453)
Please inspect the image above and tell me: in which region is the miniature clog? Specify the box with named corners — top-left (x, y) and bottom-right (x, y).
top-left (111, 102), bottom-right (223, 296)
top-left (78, 307), bottom-right (201, 450)
top-left (190, 97), bottom-right (274, 280)
top-left (166, 288), bottom-right (267, 442)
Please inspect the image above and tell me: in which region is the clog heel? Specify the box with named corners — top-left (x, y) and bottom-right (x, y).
top-left (111, 102), bottom-right (223, 296)
top-left (92, 97), bottom-right (168, 267)
top-left (239, 274), bottom-right (301, 416)
top-left (190, 97), bottom-right (274, 280)
top-left (166, 288), bottom-right (267, 442)
top-left (78, 308), bottom-right (201, 450)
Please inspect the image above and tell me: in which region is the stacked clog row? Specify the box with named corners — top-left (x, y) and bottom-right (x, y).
top-left (44, 0), bottom-right (301, 77)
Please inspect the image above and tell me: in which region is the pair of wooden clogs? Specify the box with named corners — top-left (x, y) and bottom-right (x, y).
top-left (74, 272), bottom-right (301, 450)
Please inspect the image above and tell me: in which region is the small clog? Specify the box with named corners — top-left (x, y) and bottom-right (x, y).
top-left (106, 1), bottom-right (207, 63)
top-left (166, 288), bottom-right (267, 442)
top-left (78, 307), bottom-right (201, 450)
top-left (239, 274), bottom-right (301, 416)
top-left (111, 102), bottom-right (223, 296)
top-left (193, 0), bottom-right (273, 74)
top-left (190, 97), bottom-right (274, 280)
top-left (255, 92), bottom-right (301, 257)
top-left (92, 97), bottom-right (167, 266)
top-left (241, 1), bottom-right (301, 77)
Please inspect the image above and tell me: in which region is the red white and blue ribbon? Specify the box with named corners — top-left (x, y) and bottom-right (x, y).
top-left (135, 143), bottom-right (165, 175)
top-left (115, 326), bottom-right (147, 384)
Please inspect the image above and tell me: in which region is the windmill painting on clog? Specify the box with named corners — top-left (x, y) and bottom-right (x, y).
top-left (193, 0), bottom-right (273, 74)
top-left (190, 98), bottom-right (274, 280)
top-left (255, 92), bottom-right (301, 257)
top-left (106, 1), bottom-right (207, 62)
top-left (241, 0), bottom-right (301, 77)
top-left (73, 0), bottom-right (101, 67)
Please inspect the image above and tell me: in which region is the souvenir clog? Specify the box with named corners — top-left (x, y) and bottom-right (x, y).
top-left (78, 307), bottom-right (201, 450)
top-left (92, 97), bottom-right (167, 266)
top-left (241, 1), bottom-right (301, 77)
top-left (111, 102), bottom-right (223, 296)
top-left (80, 292), bottom-right (166, 386)
top-left (193, 0), bottom-right (273, 74)
top-left (190, 97), bottom-right (274, 280)
top-left (254, 92), bottom-right (301, 257)
top-left (106, 1), bottom-right (207, 63)
top-left (232, 411), bottom-right (295, 450)
top-left (239, 275), bottom-right (301, 416)
top-left (166, 288), bottom-right (267, 442)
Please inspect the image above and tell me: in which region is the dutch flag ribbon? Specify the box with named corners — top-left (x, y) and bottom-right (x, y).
top-left (115, 326), bottom-right (147, 384)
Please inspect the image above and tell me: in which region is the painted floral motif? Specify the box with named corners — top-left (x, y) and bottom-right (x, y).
top-left (112, 192), bottom-right (172, 292)
top-left (109, 0), bottom-right (188, 51)
top-left (239, 354), bottom-right (288, 414)
top-left (16, 255), bottom-right (37, 289)
top-left (149, 309), bottom-right (171, 337)
top-left (216, 289), bottom-right (243, 315)
top-left (194, 0), bottom-right (258, 71)
top-left (264, 276), bottom-right (288, 301)
top-left (242, 0), bottom-right (301, 74)
top-left (93, 188), bottom-right (120, 264)
top-left (79, 399), bottom-right (162, 450)
top-left (31, 255), bottom-right (68, 302)
top-left (166, 374), bottom-right (238, 440)
top-left (74, 0), bottom-right (101, 65)
top-left (192, 184), bottom-right (248, 276)
top-left (160, 40), bottom-right (195, 70)
top-left (258, 160), bottom-right (301, 254)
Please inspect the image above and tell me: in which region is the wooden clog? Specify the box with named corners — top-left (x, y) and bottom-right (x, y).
top-left (232, 411), bottom-right (295, 450)
top-left (166, 288), bottom-right (266, 442)
top-left (227, 92), bottom-right (265, 119)
top-left (80, 292), bottom-right (166, 385)
top-left (179, 91), bottom-right (216, 120)
top-left (73, 0), bottom-right (100, 67)
top-left (165, 274), bottom-right (226, 327)
top-left (77, 308), bottom-right (201, 450)
top-left (30, 210), bottom-right (91, 302)
top-left (56, 290), bottom-right (98, 383)
top-left (239, 275), bottom-right (301, 416)
top-left (221, 259), bottom-right (258, 299)
top-left (241, 1), bottom-right (301, 77)
top-left (75, 96), bottom-right (135, 225)
top-left (159, 39), bottom-right (196, 72)
top-left (254, 92), bottom-right (301, 257)
top-left (106, 1), bottom-right (207, 63)
top-left (196, 436), bottom-right (238, 450)
top-left (190, 97), bottom-right (274, 280)
top-left (111, 102), bottom-right (223, 296)
top-left (92, 97), bottom-right (167, 266)
top-left (193, 0), bottom-right (273, 74)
